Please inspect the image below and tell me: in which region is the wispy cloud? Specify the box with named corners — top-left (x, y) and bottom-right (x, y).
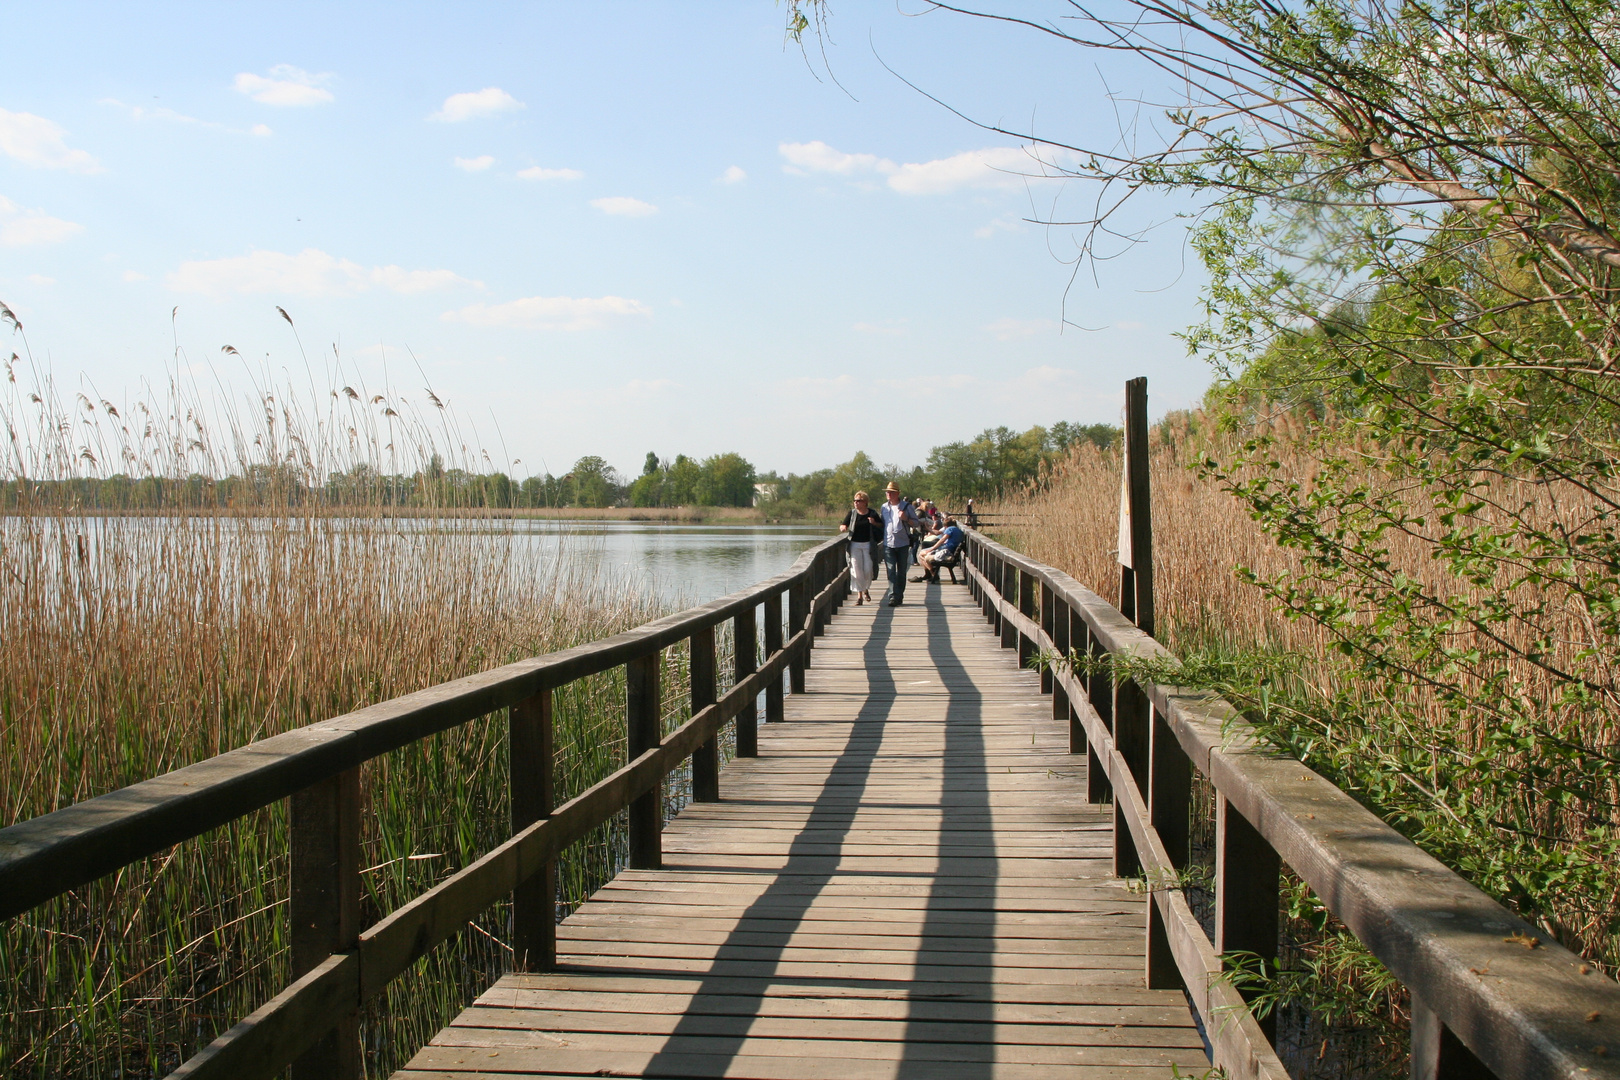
top-left (853, 319), bottom-right (909, 337)
top-left (234, 65), bottom-right (335, 106)
top-left (430, 88), bottom-right (523, 122)
top-left (165, 248), bottom-right (479, 298)
top-left (0, 194), bottom-right (84, 246)
top-left (0, 108), bottom-right (101, 172)
top-left (27, 274), bottom-right (55, 285)
top-left (974, 213), bottom-right (1026, 239)
top-left (984, 317), bottom-right (1060, 341)
top-left (590, 196), bottom-right (657, 217)
top-left (518, 166), bottom-right (583, 181)
top-left (442, 295), bottom-right (650, 332)
top-left (718, 165), bottom-right (747, 184)
top-left (780, 140), bottom-right (1058, 195)
top-left (121, 270), bottom-right (148, 282)
top-left (103, 98), bottom-right (277, 138)
top-left (454, 155), bottom-right (495, 172)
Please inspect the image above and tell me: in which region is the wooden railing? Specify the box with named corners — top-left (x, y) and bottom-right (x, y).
top-left (964, 529), bottom-right (1620, 1080)
top-left (0, 536), bottom-right (852, 1080)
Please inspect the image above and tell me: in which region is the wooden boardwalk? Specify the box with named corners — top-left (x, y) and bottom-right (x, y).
top-left (399, 580), bottom-right (1208, 1078)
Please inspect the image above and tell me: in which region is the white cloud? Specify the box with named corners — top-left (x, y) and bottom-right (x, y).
top-left (27, 274), bottom-right (55, 285)
top-left (430, 88), bottom-right (523, 122)
top-left (103, 98), bottom-right (278, 138)
top-left (621, 378), bottom-right (679, 398)
top-left (853, 319), bottom-right (908, 336)
top-left (234, 65), bottom-right (335, 107)
top-left (442, 295), bottom-right (650, 332)
top-left (122, 270), bottom-right (148, 282)
top-left (0, 108), bottom-right (102, 172)
top-left (165, 248), bottom-right (479, 298)
top-left (1115, 320), bottom-right (1144, 331)
top-left (518, 166), bottom-right (583, 181)
top-left (718, 165), bottom-right (747, 184)
top-left (590, 196), bottom-right (657, 217)
top-left (454, 155), bottom-right (495, 172)
top-left (781, 140), bottom-right (1059, 195)
top-left (984, 317), bottom-right (1059, 341)
top-left (780, 141), bottom-right (895, 177)
top-left (0, 194), bottom-right (84, 246)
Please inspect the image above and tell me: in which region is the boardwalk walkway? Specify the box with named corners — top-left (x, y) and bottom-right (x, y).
top-left (399, 580), bottom-right (1208, 1078)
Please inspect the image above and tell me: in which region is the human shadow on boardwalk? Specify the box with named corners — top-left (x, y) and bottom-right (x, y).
top-left (633, 589), bottom-right (997, 1079)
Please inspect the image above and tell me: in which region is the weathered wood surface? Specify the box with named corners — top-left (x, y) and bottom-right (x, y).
top-left (398, 582), bottom-right (1209, 1078)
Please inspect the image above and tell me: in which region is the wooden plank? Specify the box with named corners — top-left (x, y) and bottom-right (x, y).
top-left (402, 582), bottom-right (1208, 1080)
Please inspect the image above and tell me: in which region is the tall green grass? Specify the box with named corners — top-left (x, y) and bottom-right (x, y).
top-left (0, 357), bottom-right (743, 1077)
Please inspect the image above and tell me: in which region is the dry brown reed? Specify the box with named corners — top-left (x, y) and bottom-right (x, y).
top-left (0, 362), bottom-right (669, 1077)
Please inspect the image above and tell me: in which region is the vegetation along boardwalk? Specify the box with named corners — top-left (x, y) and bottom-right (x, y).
top-left (401, 583), bottom-right (1208, 1078)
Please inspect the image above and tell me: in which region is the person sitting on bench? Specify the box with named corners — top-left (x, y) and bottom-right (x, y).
top-left (916, 517), bottom-right (966, 583)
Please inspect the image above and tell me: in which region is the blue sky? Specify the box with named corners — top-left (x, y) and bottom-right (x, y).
top-left (1, 2), bottom-right (1212, 479)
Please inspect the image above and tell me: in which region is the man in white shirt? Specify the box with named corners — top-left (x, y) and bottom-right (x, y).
top-left (878, 481), bottom-right (923, 607)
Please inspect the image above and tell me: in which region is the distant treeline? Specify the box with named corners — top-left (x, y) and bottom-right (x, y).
top-left (2, 421), bottom-right (1118, 512)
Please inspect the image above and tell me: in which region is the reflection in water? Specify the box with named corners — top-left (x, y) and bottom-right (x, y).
top-left (499, 520), bottom-right (831, 608)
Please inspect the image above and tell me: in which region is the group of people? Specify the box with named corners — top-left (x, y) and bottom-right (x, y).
top-left (838, 482), bottom-right (966, 607)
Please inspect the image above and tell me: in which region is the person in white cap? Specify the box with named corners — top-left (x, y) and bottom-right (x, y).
top-left (878, 481), bottom-right (923, 606)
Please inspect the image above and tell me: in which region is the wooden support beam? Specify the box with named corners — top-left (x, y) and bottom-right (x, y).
top-left (1112, 678), bottom-right (1148, 879)
top-left (1087, 630), bottom-right (1113, 804)
top-left (789, 577), bottom-right (808, 690)
top-left (1147, 705), bottom-right (1191, 989)
top-left (289, 767), bottom-right (360, 1080)
top-left (1217, 797), bottom-right (1280, 1045)
top-left (509, 689), bottom-right (554, 972)
top-left (734, 604), bottom-right (758, 758)
top-left (689, 627), bottom-right (719, 803)
top-left (1049, 590), bottom-right (1069, 733)
top-left (1018, 568), bottom-right (1038, 672)
top-left (1068, 606), bottom-right (1088, 756)
top-left (1412, 997), bottom-right (1497, 1080)
top-left (626, 652), bottom-right (662, 870)
top-left (1039, 582), bottom-right (1055, 694)
top-left (763, 591), bottom-right (784, 724)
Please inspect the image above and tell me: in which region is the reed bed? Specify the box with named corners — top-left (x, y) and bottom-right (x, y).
top-left (0, 361), bottom-right (743, 1077)
top-left (996, 410), bottom-right (1620, 1078)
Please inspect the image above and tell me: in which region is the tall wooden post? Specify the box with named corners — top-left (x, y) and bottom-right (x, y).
top-left (763, 591), bottom-right (784, 724)
top-left (627, 652), bottom-right (662, 870)
top-left (511, 688), bottom-right (555, 972)
top-left (1119, 376), bottom-right (1154, 636)
top-left (289, 767), bottom-right (361, 1080)
top-left (1146, 704), bottom-right (1191, 989)
top-left (690, 628), bottom-right (719, 802)
top-left (734, 604), bottom-right (758, 757)
top-left (1050, 591), bottom-right (1069, 732)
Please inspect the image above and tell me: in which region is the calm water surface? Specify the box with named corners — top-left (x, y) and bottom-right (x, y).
top-left (506, 520), bottom-right (833, 609)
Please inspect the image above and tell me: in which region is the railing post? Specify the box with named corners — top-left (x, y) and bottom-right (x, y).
top-left (1146, 704), bottom-right (1191, 989)
top-left (1000, 565), bottom-right (1019, 650)
top-left (289, 767), bottom-right (361, 1080)
top-left (1068, 606), bottom-right (1088, 756)
top-left (1411, 998), bottom-right (1495, 1080)
top-left (763, 590), bottom-right (784, 724)
top-left (1018, 571), bottom-right (1037, 671)
top-left (813, 553), bottom-right (829, 636)
top-left (511, 687), bottom-right (555, 972)
top-left (734, 603), bottom-right (758, 757)
top-left (1087, 630), bottom-right (1113, 803)
top-left (1119, 375), bottom-right (1155, 638)
top-left (1039, 582), bottom-right (1055, 695)
top-left (789, 574), bottom-right (809, 690)
top-left (690, 627), bottom-right (719, 802)
top-left (627, 651), bottom-right (662, 870)
top-left (1216, 797), bottom-right (1280, 1044)
top-left (1050, 591), bottom-right (1069, 731)
top-left (1112, 675), bottom-right (1148, 879)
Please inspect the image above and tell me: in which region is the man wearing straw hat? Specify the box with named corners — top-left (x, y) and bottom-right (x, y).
top-left (878, 481), bottom-right (924, 607)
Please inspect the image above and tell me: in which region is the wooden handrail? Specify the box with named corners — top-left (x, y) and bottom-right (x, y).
top-left (1, 534), bottom-right (852, 1080)
top-left (964, 529), bottom-right (1620, 1080)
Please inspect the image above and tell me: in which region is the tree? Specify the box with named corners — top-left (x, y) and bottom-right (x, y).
top-left (569, 455), bottom-right (618, 508)
top-left (696, 452), bottom-right (756, 507)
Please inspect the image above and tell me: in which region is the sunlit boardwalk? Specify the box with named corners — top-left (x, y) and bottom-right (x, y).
top-left (398, 581), bottom-right (1207, 1079)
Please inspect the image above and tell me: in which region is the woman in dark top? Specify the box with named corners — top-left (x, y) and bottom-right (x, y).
top-left (838, 490), bottom-right (883, 605)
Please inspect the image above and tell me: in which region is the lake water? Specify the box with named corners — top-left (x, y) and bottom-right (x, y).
top-left (505, 520), bottom-right (834, 609)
